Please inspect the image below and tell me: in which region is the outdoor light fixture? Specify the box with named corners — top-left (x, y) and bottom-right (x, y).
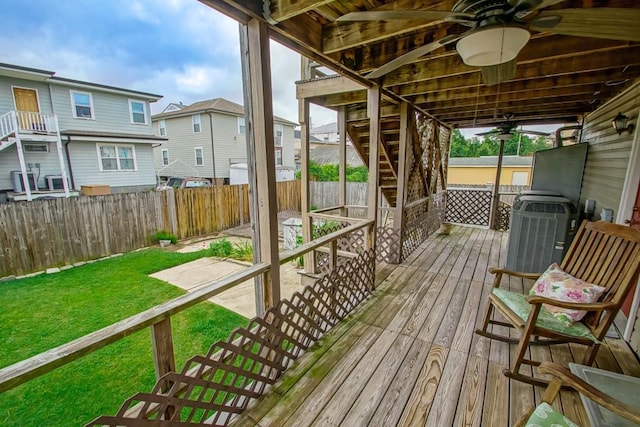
top-left (456, 26), bottom-right (530, 66)
top-left (611, 112), bottom-right (634, 135)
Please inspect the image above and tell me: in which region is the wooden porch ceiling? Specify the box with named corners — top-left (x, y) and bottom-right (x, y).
top-left (201, 0), bottom-right (640, 129)
top-left (231, 226), bottom-right (640, 426)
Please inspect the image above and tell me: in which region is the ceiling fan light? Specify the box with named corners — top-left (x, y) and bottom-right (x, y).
top-left (456, 27), bottom-right (530, 66)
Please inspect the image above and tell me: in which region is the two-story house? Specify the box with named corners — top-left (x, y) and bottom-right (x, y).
top-left (0, 63), bottom-right (165, 201)
top-left (151, 98), bottom-right (297, 184)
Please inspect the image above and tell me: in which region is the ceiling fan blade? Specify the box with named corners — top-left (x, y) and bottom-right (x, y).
top-left (532, 8), bottom-right (640, 42)
top-left (476, 130), bottom-right (499, 136)
top-left (367, 32), bottom-right (468, 79)
top-left (519, 130), bottom-right (550, 136)
top-left (336, 10), bottom-right (474, 22)
top-left (480, 59), bottom-right (517, 86)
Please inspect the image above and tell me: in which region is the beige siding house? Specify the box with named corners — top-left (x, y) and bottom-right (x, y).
top-left (152, 98), bottom-right (297, 184)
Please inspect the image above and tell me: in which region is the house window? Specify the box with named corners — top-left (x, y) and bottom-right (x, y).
top-left (161, 149), bottom-right (169, 166)
top-left (129, 100), bottom-right (147, 124)
top-left (70, 90), bottom-right (94, 119)
top-left (192, 114), bottom-right (201, 133)
top-left (275, 148), bottom-right (283, 166)
top-left (238, 117), bottom-right (246, 134)
top-left (195, 147), bottom-right (204, 166)
top-left (159, 119), bottom-right (166, 136)
top-left (97, 144), bottom-right (136, 171)
top-left (274, 123), bottom-right (283, 147)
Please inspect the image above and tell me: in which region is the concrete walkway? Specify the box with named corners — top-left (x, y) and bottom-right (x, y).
top-left (150, 255), bottom-right (305, 319)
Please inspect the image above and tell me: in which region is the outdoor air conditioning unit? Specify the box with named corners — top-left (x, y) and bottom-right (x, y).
top-left (45, 175), bottom-right (69, 190)
top-left (506, 195), bottom-right (578, 273)
top-left (10, 171), bottom-right (38, 192)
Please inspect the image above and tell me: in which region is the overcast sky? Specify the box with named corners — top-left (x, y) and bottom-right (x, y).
top-left (1, 0), bottom-right (337, 127)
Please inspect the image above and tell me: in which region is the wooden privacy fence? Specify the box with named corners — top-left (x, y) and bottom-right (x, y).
top-left (0, 181), bottom-right (301, 278)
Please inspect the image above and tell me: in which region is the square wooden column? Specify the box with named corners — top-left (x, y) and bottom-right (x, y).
top-left (393, 102), bottom-right (412, 262)
top-left (299, 98), bottom-right (316, 272)
top-left (367, 86), bottom-right (381, 256)
top-left (338, 107), bottom-right (347, 216)
top-left (239, 19), bottom-right (281, 315)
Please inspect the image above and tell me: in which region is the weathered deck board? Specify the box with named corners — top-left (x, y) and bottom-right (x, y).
top-left (232, 226), bottom-right (640, 427)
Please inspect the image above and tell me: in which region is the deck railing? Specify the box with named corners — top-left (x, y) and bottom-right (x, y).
top-left (0, 219), bottom-right (375, 425)
top-left (0, 111), bottom-right (59, 141)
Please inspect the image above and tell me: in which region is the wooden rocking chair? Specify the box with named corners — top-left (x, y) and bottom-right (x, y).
top-left (476, 220), bottom-right (640, 386)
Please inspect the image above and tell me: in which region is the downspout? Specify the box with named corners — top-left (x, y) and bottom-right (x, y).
top-left (207, 111), bottom-right (217, 184)
top-left (64, 136), bottom-right (77, 190)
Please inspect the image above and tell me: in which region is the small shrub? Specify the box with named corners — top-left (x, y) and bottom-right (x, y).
top-left (154, 230), bottom-right (177, 244)
top-left (232, 241), bottom-right (254, 262)
top-left (209, 238), bottom-right (233, 258)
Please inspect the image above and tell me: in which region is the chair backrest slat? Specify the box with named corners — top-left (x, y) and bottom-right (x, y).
top-left (561, 221), bottom-right (640, 309)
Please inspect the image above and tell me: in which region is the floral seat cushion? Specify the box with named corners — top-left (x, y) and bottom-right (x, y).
top-left (525, 402), bottom-right (579, 427)
top-left (529, 263), bottom-right (606, 326)
top-left (492, 288), bottom-right (598, 342)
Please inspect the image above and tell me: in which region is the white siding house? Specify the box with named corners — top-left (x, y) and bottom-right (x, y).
top-left (0, 62), bottom-right (165, 200)
top-left (152, 98), bottom-right (297, 184)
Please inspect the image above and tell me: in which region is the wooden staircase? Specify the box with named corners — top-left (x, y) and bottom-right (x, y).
top-left (347, 117), bottom-right (401, 207)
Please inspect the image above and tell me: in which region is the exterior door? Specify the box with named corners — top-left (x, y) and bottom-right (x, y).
top-left (12, 87), bottom-right (40, 129)
top-left (621, 178), bottom-right (640, 317)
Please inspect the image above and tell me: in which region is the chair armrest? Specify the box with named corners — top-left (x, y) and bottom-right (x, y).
top-left (538, 362), bottom-right (640, 424)
top-left (525, 295), bottom-right (617, 311)
top-left (489, 267), bottom-right (540, 280)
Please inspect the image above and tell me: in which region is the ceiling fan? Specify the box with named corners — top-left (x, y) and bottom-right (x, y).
top-left (475, 115), bottom-right (550, 140)
top-left (337, 0), bottom-right (640, 85)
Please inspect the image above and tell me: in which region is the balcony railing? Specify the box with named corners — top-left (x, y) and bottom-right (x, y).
top-left (0, 110), bottom-right (59, 140)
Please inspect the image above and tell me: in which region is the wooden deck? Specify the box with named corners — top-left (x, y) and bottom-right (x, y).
top-left (232, 226), bottom-right (640, 426)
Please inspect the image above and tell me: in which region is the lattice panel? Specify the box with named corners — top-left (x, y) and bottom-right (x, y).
top-left (402, 195), bottom-right (443, 260)
top-left (496, 201), bottom-right (511, 231)
top-left (310, 219), bottom-right (367, 274)
top-left (376, 227), bottom-right (401, 264)
top-left (445, 189), bottom-right (491, 226)
top-left (89, 250), bottom-right (375, 426)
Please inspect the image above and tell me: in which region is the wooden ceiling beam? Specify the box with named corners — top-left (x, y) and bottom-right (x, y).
top-left (425, 97), bottom-right (603, 120)
top-left (296, 76), bottom-right (364, 99)
top-left (417, 85), bottom-right (611, 111)
top-left (268, 0), bottom-right (334, 22)
top-left (381, 46), bottom-right (640, 86)
top-left (438, 103), bottom-right (589, 122)
top-left (454, 114), bottom-right (581, 128)
top-left (396, 67), bottom-right (639, 98)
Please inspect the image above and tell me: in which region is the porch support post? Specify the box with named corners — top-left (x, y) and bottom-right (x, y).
top-left (393, 102), bottom-right (411, 263)
top-left (239, 19), bottom-right (281, 314)
top-left (338, 106), bottom-right (347, 216)
top-left (366, 86), bottom-right (381, 255)
top-left (300, 97), bottom-right (316, 273)
top-left (14, 134), bottom-right (32, 202)
top-left (52, 117), bottom-right (70, 197)
top-left (489, 139), bottom-right (505, 230)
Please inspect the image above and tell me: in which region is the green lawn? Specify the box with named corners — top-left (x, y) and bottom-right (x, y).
top-left (0, 248), bottom-right (248, 426)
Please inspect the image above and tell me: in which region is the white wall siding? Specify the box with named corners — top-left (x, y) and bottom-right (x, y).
top-left (581, 81), bottom-right (639, 219)
top-left (68, 140), bottom-right (157, 189)
top-left (0, 144), bottom-right (69, 190)
top-left (50, 84), bottom-right (154, 134)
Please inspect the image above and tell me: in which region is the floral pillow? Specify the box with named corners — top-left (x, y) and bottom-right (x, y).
top-left (529, 263), bottom-right (606, 326)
